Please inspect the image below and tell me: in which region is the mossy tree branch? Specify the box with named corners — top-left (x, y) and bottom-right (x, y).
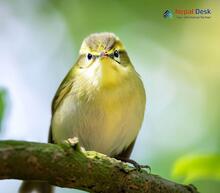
top-left (0, 140), bottom-right (198, 193)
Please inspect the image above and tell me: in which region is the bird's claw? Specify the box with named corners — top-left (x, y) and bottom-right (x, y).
top-left (119, 158), bottom-right (151, 173)
top-left (65, 137), bottom-right (79, 146)
top-left (63, 137), bottom-right (82, 151)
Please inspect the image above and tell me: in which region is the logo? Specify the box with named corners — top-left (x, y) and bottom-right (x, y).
top-left (163, 8), bottom-right (212, 19)
top-left (163, 10), bottom-right (173, 18)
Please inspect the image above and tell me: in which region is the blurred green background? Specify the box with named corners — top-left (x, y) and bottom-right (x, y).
top-left (0, 0), bottom-right (220, 193)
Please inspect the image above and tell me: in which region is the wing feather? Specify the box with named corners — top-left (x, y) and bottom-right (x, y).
top-left (49, 66), bottom-right (75, 143)
top-left (51, 68), bottom-right (75, 113)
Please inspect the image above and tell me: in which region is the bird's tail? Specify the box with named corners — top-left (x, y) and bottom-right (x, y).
top-left (19, 181), bottom-right (53, 193)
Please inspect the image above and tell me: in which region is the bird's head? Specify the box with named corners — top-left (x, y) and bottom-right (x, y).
top-left (75, 32), bottom-right (135, 88)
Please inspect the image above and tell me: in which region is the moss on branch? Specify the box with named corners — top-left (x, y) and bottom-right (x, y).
top-left (0, 140), bottom-right (199, 193)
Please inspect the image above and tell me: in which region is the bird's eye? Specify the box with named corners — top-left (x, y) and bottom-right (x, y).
top-left (113, 50), bottom-right (119, 58)
top-left (87, 53), bottom-right (93, 60)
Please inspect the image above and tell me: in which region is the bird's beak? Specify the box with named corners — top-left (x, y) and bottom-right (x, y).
top-left (100, 52), bottom-right (108, 58)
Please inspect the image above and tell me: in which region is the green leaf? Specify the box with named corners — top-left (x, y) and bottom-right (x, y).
top-left (172, 154), bottom-right (220, 182)
top-left (0, 89), bottom-right (7, 130)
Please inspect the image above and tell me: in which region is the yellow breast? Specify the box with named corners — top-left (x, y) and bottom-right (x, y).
top-left (53, 77), bottom-right (145, 156)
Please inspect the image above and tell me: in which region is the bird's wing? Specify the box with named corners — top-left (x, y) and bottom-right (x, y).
top-left (48, 67), bottom-right (75, 143)
top-left (52, 70), bottom-right (75, 113)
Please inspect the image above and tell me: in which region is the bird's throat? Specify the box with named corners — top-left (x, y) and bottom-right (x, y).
top-left (98, 57), bottom-right (124, 88)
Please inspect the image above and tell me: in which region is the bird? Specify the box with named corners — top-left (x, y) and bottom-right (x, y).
top-left (19, 32), bottom-right (146, 193)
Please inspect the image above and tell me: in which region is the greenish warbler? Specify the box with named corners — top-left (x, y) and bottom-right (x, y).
top-left (19, 32), bottom-right (146, 193)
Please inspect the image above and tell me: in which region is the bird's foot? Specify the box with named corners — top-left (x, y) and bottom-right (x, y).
top-left (65, 137), bottom-right (79, 146)
top-left (119, 158), bottom-right (151, 172)
top-left (62, 137), bottom-right (82, 152)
